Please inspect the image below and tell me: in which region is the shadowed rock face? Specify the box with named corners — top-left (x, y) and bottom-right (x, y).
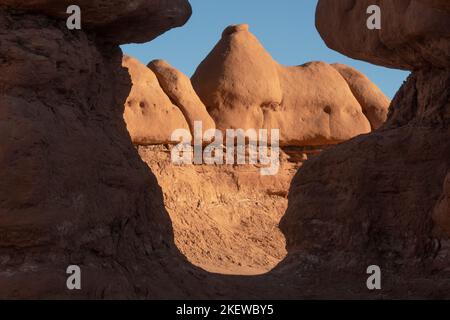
top-left (191, 24), bottom-right (389, 147)
top-left (433, 173), bottom-right (450, 239)
top-left (316, 0), bottom-right (450, 70)
top-left (282, 1), bottom-right (450, 280)
top-left (0, 0), bottom-right (192, 44)
top-left (418, 0), bottom-right (450, 13)
top-left (0, 3), bottom-right (196, 299)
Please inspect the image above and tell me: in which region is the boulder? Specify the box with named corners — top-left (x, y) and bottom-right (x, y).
top-left (191, 24), bottom-right (389, 146)
top-left (148, 59), bottom-right (216, 136)
top-left (123, 56), bottom-right (190, 145)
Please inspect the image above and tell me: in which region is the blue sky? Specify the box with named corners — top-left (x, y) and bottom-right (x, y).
top-left (122, 0), bottom-right (409, 98)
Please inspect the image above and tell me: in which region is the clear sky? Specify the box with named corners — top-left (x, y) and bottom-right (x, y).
top-left (121, 0), bottom-right (409, 98)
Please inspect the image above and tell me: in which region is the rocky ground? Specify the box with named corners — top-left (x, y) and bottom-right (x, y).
top-left (139, 145), bottom-right (300, 275)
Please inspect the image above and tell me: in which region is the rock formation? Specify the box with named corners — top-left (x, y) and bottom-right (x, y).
top-left (0, 1), bottom-right (199, 298)
top-left (123, 55), bottom-right (190, 145)
top-left (331, 64), bottom-right (390, 130)
top-left (122, 24), bottom-right (389, 147)
top-left (191, 24), bottom-right (389, 146)
top-left (119, 23), bottom-right (392, 277)
top-left (149, 59), bottom-right (216, 135)
top-left (123, 57), bottom-right (217, 145)
top-left (316, 0), bottom-right (450, 70)
top-left (2, 0), bottom-right (446, 300)
top-left (0, 0), bottom-right (192, 43)
top-left (281, 0), bottom-right (450, 290)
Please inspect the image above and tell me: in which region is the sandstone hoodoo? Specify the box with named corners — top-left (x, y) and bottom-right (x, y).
top-left (0, 0), bottom-right (201, 299)
top-left (123, 57), bottom-right (216, 145)
top-left (148, 59), bottom-right (216, 136)
top-left (281, 0), bottom-right (450, 294)
top-left (331, 63), bottom-right (390, 130)
top-left (123, 55), bottom-right (190, 145)
top-left (191, 24), bottom-right (389, 147)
